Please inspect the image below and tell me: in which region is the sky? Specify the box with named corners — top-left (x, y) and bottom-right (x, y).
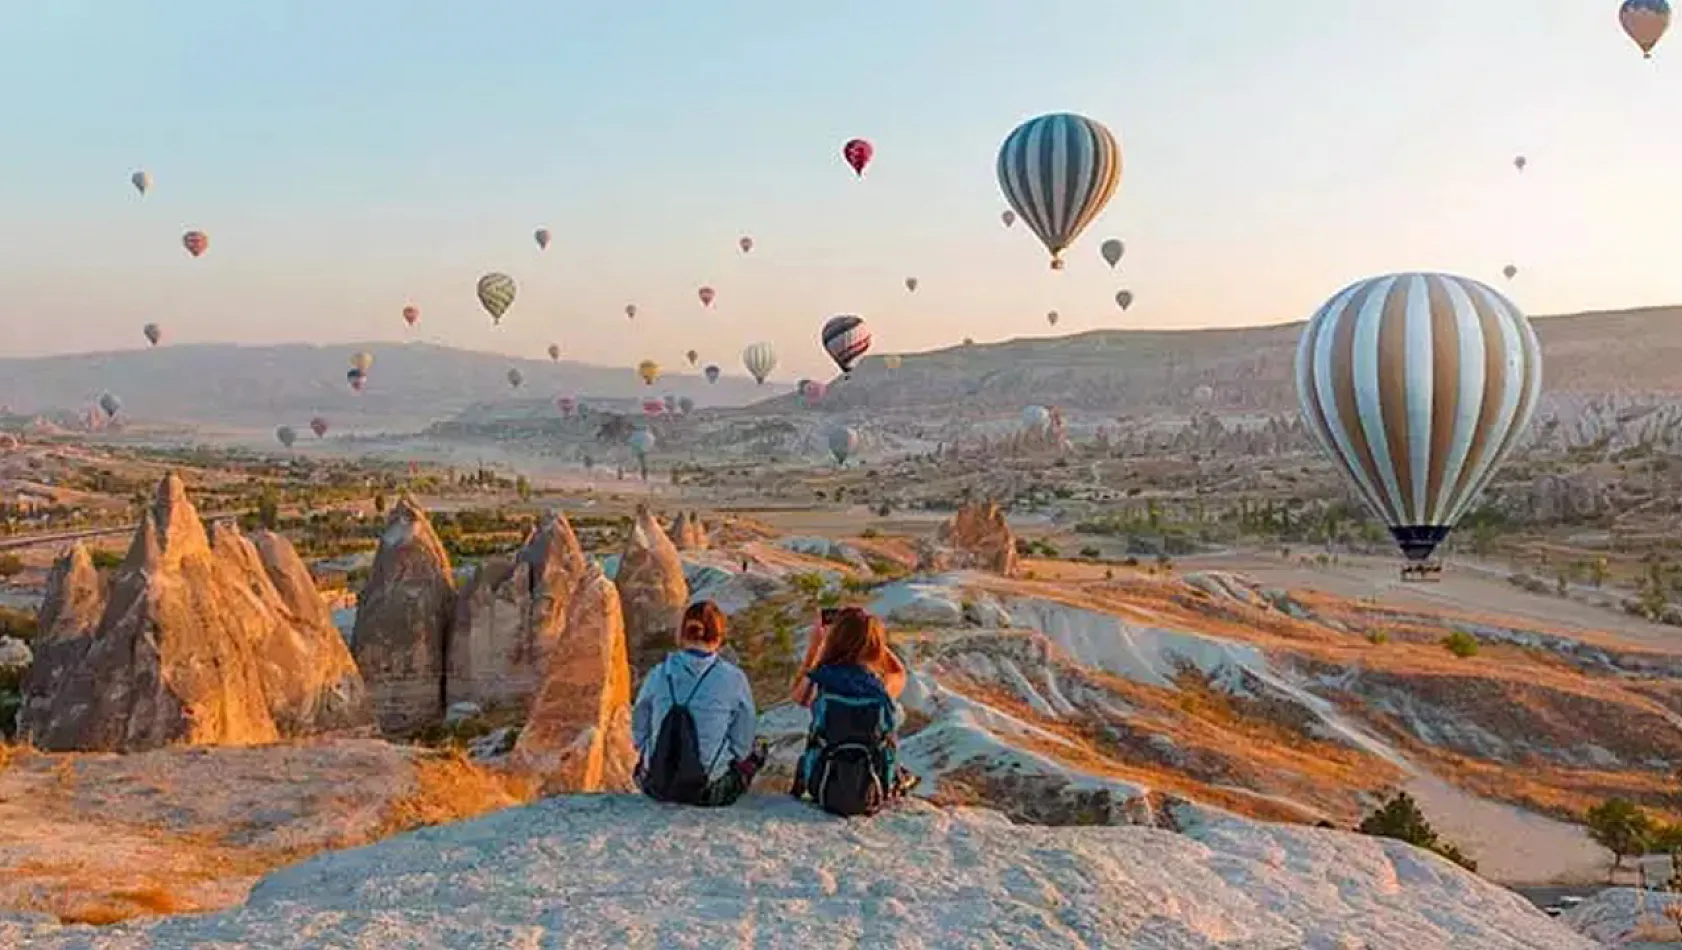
top-left (1, 0), bottom-right (1680, 380)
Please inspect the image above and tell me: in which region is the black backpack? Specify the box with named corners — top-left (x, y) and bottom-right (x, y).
top-left (795, 692), bottom-right (899, 818)
top-left (641, 659), bottom-right (720, 804)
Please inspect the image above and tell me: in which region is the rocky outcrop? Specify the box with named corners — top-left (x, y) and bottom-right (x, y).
top-left (670, 511), bottom-right (708, 551)
top-left (615, 505), bottom-right (689, 678)
top-left (448, 512), bottom-right (588, 711)
top-left (21, 474), bottom-right (280, 751)
top-left (925, 501), bottom-right (1018, 576)
top-left (15, 544), bottom-right (105, 741)
top-left (512, 563), bottom-right (636, 793)
top-left (229, 528), bottom-right (373, 735)
top-left (352, 497), bottom-right (456, 734)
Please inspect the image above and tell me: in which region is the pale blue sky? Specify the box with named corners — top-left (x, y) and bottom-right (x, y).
top-left (2, 1), bottom-right (1679, 379)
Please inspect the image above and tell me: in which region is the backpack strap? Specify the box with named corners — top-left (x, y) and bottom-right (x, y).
top-left (666, 655), bottom-right (720, 709)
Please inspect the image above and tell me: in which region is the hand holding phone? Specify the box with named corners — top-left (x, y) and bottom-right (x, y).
top-left (820, 607), bottom-right (840, 627)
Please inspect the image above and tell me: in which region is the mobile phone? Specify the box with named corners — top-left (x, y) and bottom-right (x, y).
top-left (820, 607), bottom-right (840, 626)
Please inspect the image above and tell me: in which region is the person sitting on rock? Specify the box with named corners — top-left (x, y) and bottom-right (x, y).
top-left (633, 600), bottom-right (766, 807)
top-left (789, 607), bottom-right (913, 817)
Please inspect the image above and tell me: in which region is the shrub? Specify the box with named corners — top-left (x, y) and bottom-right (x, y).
top-left (1358, 791), bottom-right (1477, 871)
top-left (1441, 631), bottom-right (1479, 658)
top-left (1367, 630), bottom-right (1390, 646)
top-left (0, 553), bottom-right (22, 579)
top-left (89, 549), bottom-right (123, 571)
top-left (1079, 546), bottom-right (1102, 560)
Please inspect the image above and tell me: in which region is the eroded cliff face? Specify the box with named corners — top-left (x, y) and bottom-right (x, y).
top-left (15, 544), bottom-right (105, 743)
top-left (448, 512), bottom-right (589, 711)
top-left (615, 505), bottom-right (689, 679)
top-left (352, 496), bottom-right (457, 734)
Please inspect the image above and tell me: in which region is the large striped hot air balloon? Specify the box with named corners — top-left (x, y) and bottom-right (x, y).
top-left (996, 113), bottom-right (1121, 270)
top-left (1295, 272), bottom-right (1542, 563)
top-left (1622, 0), bottom-right (1671, 57)
top-left (477, 273), bottom-right (516, 324)
top-left (821, 315), bottom-right (871, 375)
top-left (742, 342), bottom-right (777, 385)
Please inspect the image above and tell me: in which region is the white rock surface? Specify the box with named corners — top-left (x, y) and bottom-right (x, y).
top-left (0, 796), bottom-right (1592, 949)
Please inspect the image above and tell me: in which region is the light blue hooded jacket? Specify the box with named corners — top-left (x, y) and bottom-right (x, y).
top-left (632, 649), bottom-right (757, 781)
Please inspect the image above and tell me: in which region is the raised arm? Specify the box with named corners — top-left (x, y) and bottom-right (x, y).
top-left (790, 611), bottom-right (826, 707)
top-left (878, 646), bottom-right (908, 700)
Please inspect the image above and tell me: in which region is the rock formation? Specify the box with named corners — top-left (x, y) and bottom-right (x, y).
top-left (15, 544), bottom-right (105, 741)
top-left (352, 496), bottom-right (457, 734)
top-left (448, 511), bottom-right (588, 711)
top-left (512, 563), bottom-right (636, 793)
top-left (21, 474), bottom-right (280, 751)
top-left (924, 501), bottom-right (1018, 576)
top-left (669, 510), bottom-right (709, 551)
top-left (615, 505), bottom-right (689, 678)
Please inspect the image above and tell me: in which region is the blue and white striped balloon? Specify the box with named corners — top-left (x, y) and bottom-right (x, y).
top-left (996, 113), bottom-right (1122, 270)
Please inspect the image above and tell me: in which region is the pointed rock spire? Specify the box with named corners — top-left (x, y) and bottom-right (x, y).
top-left (352, 495), bottom-right (456, 733)
top-left (16, 544), bottom-right (107, 744)
top-left (615, 505), bottom-right (689, 678)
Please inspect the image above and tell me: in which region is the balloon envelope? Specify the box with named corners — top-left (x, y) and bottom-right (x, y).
top-left (686, 349), bottom-right (699, 366)
top-left (131, 170), bottom-right (151, 195)
top-left (742, 342), bottom-right (777, 384)
top-left (507, 368), bottom-right (523, 388)
top-left (1022, 405), bottom-right (1051, 430)
top-left (276, 426), bottom-right (296, 448)
top-left (1622, 0), bottom-right (1671, 56)
top-left (705, 365), bottom-right (721, 384)
top-left (827, 426), bottom-right (859, 464)
top-left (402, 304), bottom-right (420, 326)
top-left (629, 429), bottom-right (655, 455)
top-left (821, 315), bottom-right (871, 374)
top-left (997, 113), bottom-right (1121, 269)
top-left (310, 417), bottom-right (329, 437)
top-left (638, 359), bottom-right (660, 385)
top-left (182, 231), bottom-right (208, 258)
top-left (1101, 238), bottom-right (1125, 268)
top-left (477, 273), bottom-right (516, 324)
top-left (548, 344), bottom-right (561, 362)
top-left (1294, 272), bottom-right (1542, 562)
top-left (534, 228), bottom-right (551, 249)
top-left (351, 351), bottom-right (374, 373)
top-left (1047, 310), bottom-right (1059, 326)
top-left (1115, 290), bottom-right (1134, 311)
top-left (739, 236), bottom-right (753, 253)
top-left (625, 304), bottom-right (637, 319)
top-left (905, 276), bottom-right (918, 292)
top-left (98, 393), bottom-right (121, 418)
top-left (698, 286), bottom-right (715, 307)
top-left (842, 138), bottom-right (873, 176)
top-left (142, 323), bottom-right (161, 346)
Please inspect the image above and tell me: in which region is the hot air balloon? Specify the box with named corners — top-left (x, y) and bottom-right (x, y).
top-left (884, 355), bottom-right (902, 370)
top-left (1101, 238), bottom-right (1125, 268)
top-left (705, 364), bottom-right (721, 384)
top-left (402, 304), bottom-right (420, 327)
top-left (642, 397), bottom-right (665, 418)
top-left (98, 393), bottom-right (121, 419)
top-left (347, 369), bottom-right (366, 392)
top-left (534, 228), bottom-right (551, 249)
top-left (686, 349), bottom-right (699, 366)
top-left (507, 368), bottom-right (524, 389)
top-left (477, 273), bottom-right (516, 324)
top-left (698, 286), bottom-right (716, 308)
top-left (131, 170), bottom-right (152, 195)
top-left (1115, 290), bottom-right (1134, 311)
top-left (678, 397), bottom-right (694, 415)
top-left (547, 343), bottom-right (561, 362)
top-left (1023, 405), bottom-right (1051, 430)
top-left (1047, 310), bottom-right (1059, 327)
top-left (557, 396), bottom-right (576, 417)
top-left (625, 303), bottom-right (637, 320)
top-left (964, 337), bottom-right (975, 346)
top-left (827, 426), bottom-right (859, 465)
top-left (663, 394), bottom-right (678, 415)
top-left (351, 351), bottom-right (374, 374)
top-left (842, 138), bottom-right (873, 176)
top-left (276, 426), bottom-right (297, 448)
top-left (1295, 272), bottom-right (1542, 563)
top-left (905, 277), bottom-right (918, 293)
top-left (1193, 385), bottom-right (1215, 406)
top-left (142, 323), bottom-right (162, 347)
top-left (182, 231), bottom-right (209, 258)
top-left (742, 342), bottom-right (777, 384)
top-left (997, 113), bottom-right (1121, 270)
top-left (310, 416), bottom-right (329, 438)
top-left (629, 428), bottom-right (655, 455)
top-left (1622, 0), bottom-right (1671, 57)
top-left (822, 315), bottom-right (871, 375)
top-left (803, 380), bottom-right (827, 408)
top-left (1000, 210), bottom-right (1016, 228)
top-left (1502, 264), bottom-right (1518, 280)
top-left (638, 359), bottom-right (661, 386)
top-left (1513, 156), bottom-right (1527, 172)
top-left (739, 236), bottom-right (754, 254)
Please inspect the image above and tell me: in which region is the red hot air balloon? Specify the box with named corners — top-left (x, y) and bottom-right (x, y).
top-left (642, 397), bottom-right (665, 418)
top-left (182, 231), bottom-right (209, 258)
top-left (698, 286), bottom-right (716, 308)
top-left (310, 417), bottom-right (329, 438)
top-left (739, 236), bottom-right (754, 254)
top-left (402, 304), bottom-right (420, 327)
top-left (843, 138), bottom-right (873, 177)
top-left (557, 396), bottom-right (576, 417)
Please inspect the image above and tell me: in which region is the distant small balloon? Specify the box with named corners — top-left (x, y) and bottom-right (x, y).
top-left (625, 303), bottom-right (637, 320)
top-left (507, 367), bottom-right (524, 389)
top-left (182, 231), bottom-right (209, 258)
top-left (638, 359), bottom-right (661, 386)
top-left (678, 396), bottom-right (694, 415)
top-left (905, 276), bottom-right (918, 293)
top-left (534, 228), bottom-right (551, 249)
top-left (686, 349), bottom-right (699, 366)
top-left (704, 364), bottom-right (721, 384)
top-left (98, 393), bottom-right (121, 418)
top-left (547, 343), bottom-right (561, 362)
top-left (351, 351), bottom-right (374, 373)
top-left (1047, 310), bottom-right (1059, 327)
top-left (477, 273), bottom-right (516, 324)
top-left (842, 138), bottom-right (873, 176)
top-left (1503, 264), bottom-right (1518, 280)
top-left (739, 236), bottom-right (754, 254)
top-left (310, 416), bottom-right (329, 438)
top-left (143, 323), bottom-right (162, 346)
top-left (1513, 155), bottom-right (1527, 172)
top-left (131, 170), bottom-right (152, 195)
top-left (1621, 0), bottom-right (1671, 58)
top-left (1115, 290), bottom-right (1134, 311)
top-left (276, 426), bottom-right (297, 448)
top-left (1000, 209), bottom-right (1016, 228)
top-left (1101, 238), bottom-right (1125, 268)
top-left (698, 286), bottom-right (716, 308)
top-left (402, 304), bottom-right (420, 327)
top-left (557, 396), bottom-right (576, 417)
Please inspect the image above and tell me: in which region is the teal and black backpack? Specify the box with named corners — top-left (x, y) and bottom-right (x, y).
top-left (794, 691), bottom-right (899, 817)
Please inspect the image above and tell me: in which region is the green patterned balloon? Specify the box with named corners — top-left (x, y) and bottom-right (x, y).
top-left (477, 272), bottom-right (516, 324)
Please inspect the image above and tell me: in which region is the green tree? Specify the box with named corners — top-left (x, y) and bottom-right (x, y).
top-left (1590, 557), bottom-right (1609, 589)
top-left (373, 491), bottom-right (387, 516)
top-left (515, 475), bottom-right (531, 500)
top-left (1357, 791), bottom-right (1477, 871)
top-left (1441, 631), bottom-right (1479, 659)
top-left (1586, 798), bottom-right (1655, 883)
top-left (255, 487), bottom-right (280, 531)
top-left (0, 553), bottom-right (22, 579)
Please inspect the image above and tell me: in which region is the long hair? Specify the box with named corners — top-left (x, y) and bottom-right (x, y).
top-left (812, 607), bottom-right (887, 671)
top-left (679, 600), bottom-right (727, 650)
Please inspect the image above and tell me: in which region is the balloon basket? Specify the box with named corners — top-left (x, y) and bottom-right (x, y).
top-left (1400, 561), bottom-right (1443, 583)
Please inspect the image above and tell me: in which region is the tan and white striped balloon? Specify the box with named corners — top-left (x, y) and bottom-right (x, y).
top-left (1295, 272), bottom-right (1542, 561)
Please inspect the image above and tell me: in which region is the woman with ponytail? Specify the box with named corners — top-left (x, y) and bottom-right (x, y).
top-left (632, 600), bottom-right (766, 806)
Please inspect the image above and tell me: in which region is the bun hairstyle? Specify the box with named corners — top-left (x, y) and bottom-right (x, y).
top-left (679, 600), bottom-right (727, 649)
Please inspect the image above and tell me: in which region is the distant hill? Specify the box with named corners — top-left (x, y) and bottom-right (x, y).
top-left (0, 342), bottom-right (779, 431)
top-left (801, 305), bottom-right (1682, 417)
